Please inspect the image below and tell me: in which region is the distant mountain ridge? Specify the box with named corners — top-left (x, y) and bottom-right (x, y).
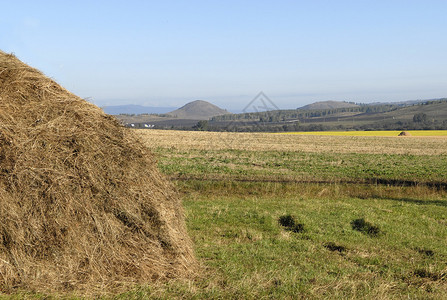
top-left (365, 99), bottom-right (443, 106)
top-left (102, 105), bottom-right (176, 115)
top-left (299, 101), bottom-right (359, 110)
top-left (167, 100), bottom-right (231, 120)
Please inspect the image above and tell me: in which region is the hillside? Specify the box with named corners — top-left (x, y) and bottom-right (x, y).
top-left (300, 101), bottom-right (359, 110)
top-left (167, 100), bottom-right (231, 120)
top-left (209, 99), bottom-right (447, 132)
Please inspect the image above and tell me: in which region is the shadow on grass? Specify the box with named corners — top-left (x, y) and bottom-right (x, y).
top-left (369, 195), bottom-right (447, 207)
top-left (369, 178), bottom-right (447, 191)
top-left (278, 215), bottom-right (305, 233)
top-left (173, 177), bottom-right (447, 196)
top-left (351, 218), bottom-right (381, 237)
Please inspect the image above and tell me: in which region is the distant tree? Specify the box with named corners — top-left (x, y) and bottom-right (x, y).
top-left (193, 120), bottom-right (209, 131)
top-left (413, 113), bottom-right (427, 123)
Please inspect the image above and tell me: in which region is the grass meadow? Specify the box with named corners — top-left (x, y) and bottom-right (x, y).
top-left (4, 130), bottom-right (446, 299)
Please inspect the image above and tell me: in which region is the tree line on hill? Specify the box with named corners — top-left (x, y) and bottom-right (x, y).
top-left (211, 104), bottom-right (402, 123)
top-left (212, 120), bottom-right (447, 132)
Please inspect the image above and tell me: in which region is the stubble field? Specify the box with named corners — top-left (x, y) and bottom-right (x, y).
top-left (115, 129), bottom-right (447, 299)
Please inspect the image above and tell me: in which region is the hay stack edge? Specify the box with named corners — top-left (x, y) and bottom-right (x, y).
top-left (398, 131), bottom-right (412, 136)
top-left (0, 51), bottom-right (195, 293)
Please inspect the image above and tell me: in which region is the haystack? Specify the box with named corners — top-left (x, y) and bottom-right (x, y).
top-left (398, 131), bottom-right (411, 136)
top-left (0, 51), bottom-right (195, 293)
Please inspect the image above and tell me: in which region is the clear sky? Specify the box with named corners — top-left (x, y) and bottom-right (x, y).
top-left (2, 0), bottom-right (447, 111)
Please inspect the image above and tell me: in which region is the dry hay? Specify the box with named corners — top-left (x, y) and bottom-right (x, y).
top-left (0, 51), bottom-right (195, 294)
top-left (398, 131), bottom-right (412, 136)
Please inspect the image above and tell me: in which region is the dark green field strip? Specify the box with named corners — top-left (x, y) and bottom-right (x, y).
top-left (154, 148), bottom-right (447, 185)
top-left (174, 179), bottom-right (447, 201)
top-left (170, 175), bottom-right (447, 191)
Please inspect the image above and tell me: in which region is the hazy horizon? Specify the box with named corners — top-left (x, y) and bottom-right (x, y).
top-left (96, 94), bottom-right (447, 111)
top-left (2, 1), bottom-right (447, 111)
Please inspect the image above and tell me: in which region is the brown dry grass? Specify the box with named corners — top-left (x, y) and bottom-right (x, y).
top-left (0, 51), bottom-right (195, 295)
top-left (135, 129), bottom-right (447, 155)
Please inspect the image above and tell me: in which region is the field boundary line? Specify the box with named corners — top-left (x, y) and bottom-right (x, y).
top-left (169, 175), bottom-right (447, 190)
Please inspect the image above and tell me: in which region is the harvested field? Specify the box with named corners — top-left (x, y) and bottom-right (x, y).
top-left (135, 130), bottom-right (447, 187)
top-left (135, 129), bottom-right (447, 155)
top-left (0, 52), bottom-right (195, 295)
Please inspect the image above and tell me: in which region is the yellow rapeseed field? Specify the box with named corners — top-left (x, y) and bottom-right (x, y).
top-left (280, 130), bottom-right (447, 136)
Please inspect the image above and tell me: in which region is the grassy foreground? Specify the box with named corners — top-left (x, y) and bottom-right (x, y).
top-left (114, 182), bottom-right (447, 299)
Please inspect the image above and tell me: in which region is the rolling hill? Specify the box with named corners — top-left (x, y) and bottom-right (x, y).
top-left (167, 100), bottom-right (231, 120)
top-left (299, 101), bottom-right (359, 110)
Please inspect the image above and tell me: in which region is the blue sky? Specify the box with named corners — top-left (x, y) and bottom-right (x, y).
top-left (2, 0), bottom-right (447, 111)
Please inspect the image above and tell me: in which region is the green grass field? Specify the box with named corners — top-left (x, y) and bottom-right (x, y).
top-left (4, 130), bottom-right (446, 299)
top-left (155, 147), bottom-right (447, 185)
top-left (115, 182), bottom-right (447, 299)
